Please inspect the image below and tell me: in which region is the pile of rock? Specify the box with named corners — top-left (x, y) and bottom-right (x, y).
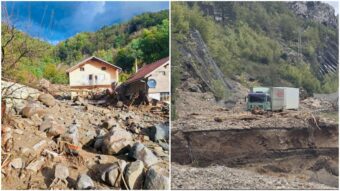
top-left (100, 158), bottom-right (169, 189)
top-left (2, 81), bottom-right (169, 190)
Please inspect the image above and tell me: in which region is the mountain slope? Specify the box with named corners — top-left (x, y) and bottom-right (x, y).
top-left (55, 10), bottom-right (169, 69)
top-left (172, 2), bottom-right (338, 98)
top-left (1, 10), bottom-right (169, 84)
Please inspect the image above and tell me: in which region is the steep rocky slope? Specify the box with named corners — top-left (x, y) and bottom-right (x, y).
top-left (196, 1), bottom-right (338, 76)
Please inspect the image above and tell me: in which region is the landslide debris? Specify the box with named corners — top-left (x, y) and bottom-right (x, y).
top-left (171, 67), bottom-right (338, 189)
top-left (1, 80), bottom-right (169, 190)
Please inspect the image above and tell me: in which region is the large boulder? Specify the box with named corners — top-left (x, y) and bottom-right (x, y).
top-left (54, 164), bottom-right (69, 180)
top-left (21, 103), bottom-right (47, 118)
top-left (101, 160), bottom-right (127, 187)
top-left (26, 157), bottom-right (45, 172)
top-left (144, 165), bottom-right (169, 190)
top-left (47, 122), bottom-right (66, 137)
top-left (101, 128), bottom-right (133, 155)
top-left (38, 94), bottom-right (56, 107)
top-left (63, 122), bottom-right (80, 145)
top-left (102, 118), bottom-right (118, 129)
top-left (39, 78), bottom-right (51, 90)
top-left (39, 118), bottom-right (66, 137)
top-left (9, 158), bottom-right (23, 169)
top-left (76, 174), bottom-right (94, 189)
top-left (2, 80), bottom-right (40, 114)
top-left (150, 123), bottom-right (169, 142)
top-left (129, 143), bottom-right (158, 168)
top-left (39, 117), bottom-right (54, 132)
top-left (124, 160), bottom-right (144, 189)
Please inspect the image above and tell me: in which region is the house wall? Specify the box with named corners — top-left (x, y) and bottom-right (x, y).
top-left (69, 59), bottom-right (119, 87)
top-left (147, 61), bottom-right (170, 94)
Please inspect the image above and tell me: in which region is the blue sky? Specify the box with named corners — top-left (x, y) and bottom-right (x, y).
top-left (1, 1), bottom-right (169, 45)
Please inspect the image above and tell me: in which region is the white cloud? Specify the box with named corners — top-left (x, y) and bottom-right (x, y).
top-left (324, 1), bottom-right (339, 15)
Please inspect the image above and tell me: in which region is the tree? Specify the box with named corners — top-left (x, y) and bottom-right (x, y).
top-left (138, 19), bottom-right (169, 63)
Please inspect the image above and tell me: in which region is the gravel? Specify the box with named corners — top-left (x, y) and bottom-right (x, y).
top-left (171, 163), bottom-right (335, 190)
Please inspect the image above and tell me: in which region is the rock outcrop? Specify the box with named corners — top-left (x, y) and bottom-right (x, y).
top-left (288, 1), bottom-right (338, 28)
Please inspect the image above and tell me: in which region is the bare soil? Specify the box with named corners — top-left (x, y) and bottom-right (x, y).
top-left (172, 84), bottom-right (338, 189)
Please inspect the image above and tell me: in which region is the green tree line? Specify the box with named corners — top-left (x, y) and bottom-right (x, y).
top-left (1, 10), bottom-right (169, 84)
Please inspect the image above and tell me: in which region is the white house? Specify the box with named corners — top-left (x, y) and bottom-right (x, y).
top-left (66, 56), bottom-right (121, 89)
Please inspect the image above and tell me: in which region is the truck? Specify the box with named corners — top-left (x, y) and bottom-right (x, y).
top-left (246, 87), bottom-right (299, 111)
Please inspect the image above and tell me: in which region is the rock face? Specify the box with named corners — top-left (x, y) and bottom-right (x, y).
top-left (144, 165), bottom-right (169, 190)
top-left (76, 174), bottom-right (94, 189)
top-left (101, 128), bottom-right (133, 155)
top-left (124, 160), bottom-right (144, 189)
top-left (288, 2), bottom-right (337, 28)
top-left (129, 143), bottom-right (158, 168)
top-left (287, 1), bottom-right (338, 76)
top-left (177, 29), bottom-right (238, 106)
top-left (38, 94), bottom-right (56, 107)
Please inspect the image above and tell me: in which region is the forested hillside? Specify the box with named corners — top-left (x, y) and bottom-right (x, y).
top-left (1, 10), bottom-right (169, 84)
top-left (172, 2), bottom-right (338, 96)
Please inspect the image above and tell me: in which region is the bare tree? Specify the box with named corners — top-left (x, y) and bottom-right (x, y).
top-left (1, 3), bottom-right (54, 79)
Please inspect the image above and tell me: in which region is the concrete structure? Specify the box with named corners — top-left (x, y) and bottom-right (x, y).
top-left (119, 57), bottom-right (170, 102)
top-left (66, 56), bottom-right (121, 89)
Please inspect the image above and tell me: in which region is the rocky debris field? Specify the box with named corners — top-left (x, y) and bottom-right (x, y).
top-left (1, 81), bottom-right (169, 190)
top-left (173, 88), bottom-right (338, 132)
top-left (171, 163), bottom-right (335, 189)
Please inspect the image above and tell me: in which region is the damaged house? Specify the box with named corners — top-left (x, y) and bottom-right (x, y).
top-left (66, 56), bottom-right (121, 89)
top-left (118, 57), bottom-right (170, 103)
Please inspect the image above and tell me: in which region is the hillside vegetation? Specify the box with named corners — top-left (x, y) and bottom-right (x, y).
top-left (1, 10), bottom-right (169, 84)
top-left (172, 2), bottom-right (338, 96)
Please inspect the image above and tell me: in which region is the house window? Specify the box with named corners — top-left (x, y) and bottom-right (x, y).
top-left (89, 74), bottom-right (93, 80)
top-left (98, 74), bottom-right (105, 82)
top-left (80, 67), bottom-right (85, 71)
top-left (101, 67), bottom-right (106, 70)
top-left (147, 79), bottom-right (157, 88)
top-left (159, 71), bottom-right (166, 76)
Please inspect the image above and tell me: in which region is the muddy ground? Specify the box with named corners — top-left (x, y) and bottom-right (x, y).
top-left (171, 77), bottom-right (338, 189)
top-left (1, 81), bottom-right (169, 190)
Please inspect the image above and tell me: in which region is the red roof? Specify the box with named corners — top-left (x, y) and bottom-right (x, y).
top-left (124, 57), bottom-right (169, 85)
